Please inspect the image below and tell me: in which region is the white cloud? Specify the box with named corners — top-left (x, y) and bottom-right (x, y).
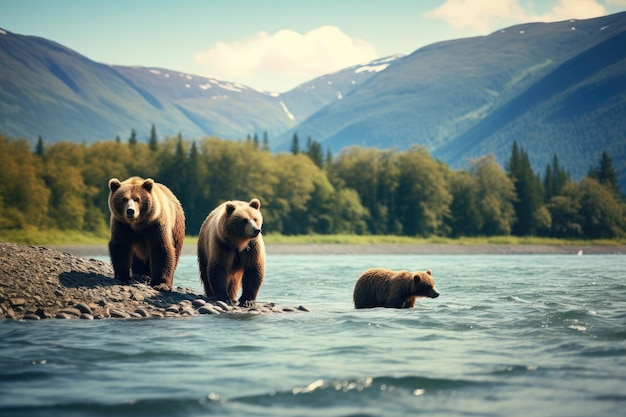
top-left (426, 0), bottom-right (607, 33)
top-left (194, 26), bottom-right (378, 92)
top-left (539, 0), bottom-right (606, 20)
top-left (425, 0), bottom-right (525, 32)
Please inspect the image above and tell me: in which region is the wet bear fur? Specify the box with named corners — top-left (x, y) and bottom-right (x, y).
top-left (353, 268), bottom-right (439, 309)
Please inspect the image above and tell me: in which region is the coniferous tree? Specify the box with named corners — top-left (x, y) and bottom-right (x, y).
top-left (325, 148), bottom-right (333, 167)
top-left (35, 135), bottom-right (45, 157)
top-left (305, 137), bottom-right (324, 168)
top-left (543, 154), bottom-right (570, 200)
top-left (290, 132), bottom-right (300, 154)
top-left (588, 150), bottom-right (620, 196)
top-left (262, 131), bottom-right (269, 151)
top-left (128, 128), bottom-right (138, 146)
top-left (253, 133), bottom-right (259, 149)
top-left (507, 141), bottom-right (543, 236)
top-left (149, 124), bottom-right (158, 151)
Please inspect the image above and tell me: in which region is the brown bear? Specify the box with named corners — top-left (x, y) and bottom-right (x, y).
top-left (353, 268), bottom-right (439, 309)
top-left (197, 199), bottom-right (265, 306)
top-left (108, 176), bottom-right (185, 291)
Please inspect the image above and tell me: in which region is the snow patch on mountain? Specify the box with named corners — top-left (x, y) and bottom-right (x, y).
top-left (279, 101), bottom-right (295, 121)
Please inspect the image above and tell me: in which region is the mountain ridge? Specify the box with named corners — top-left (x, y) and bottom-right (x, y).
top-left (0, 13), bottom-right (625, 189)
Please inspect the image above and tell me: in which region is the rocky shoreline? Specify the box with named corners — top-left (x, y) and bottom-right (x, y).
top-left (0, 242), bottom-right (309, 321)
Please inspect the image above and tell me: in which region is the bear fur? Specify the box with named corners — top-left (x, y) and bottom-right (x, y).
top-left (353, 268), bottom-right (439, 309)
top-left (108, 176), bottom-right (185, 291)
top-left (197, 199), bottom-right (265, 306)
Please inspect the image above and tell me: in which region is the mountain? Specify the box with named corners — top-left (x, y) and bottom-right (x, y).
top-left (1, 13), bottom-right (625, 189)
top-left (277, 13), bottom-right (626, 190)
top-left (0, 28), bottom-right (388, 143)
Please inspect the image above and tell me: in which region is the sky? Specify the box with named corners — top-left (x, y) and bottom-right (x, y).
top-left (1, 0), bottom-right (625, 92)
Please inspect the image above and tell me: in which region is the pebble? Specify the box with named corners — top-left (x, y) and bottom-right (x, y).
top-left (23, 313), bottom-right (41, 320)
top-left (10, 298), bottom-right (26, 307)
top-left (198, 306), bottom-right (220, 315)
top-left (75, 303), bottom-right (93, 315)
top-left (192, 299), bottom-right (207, 308)
top-left (59, 307), bottom-right (82, 317)
top-left (165, 305), bottom-right (180, 313)
top-left (109, 309), bottom-right (129, 318)
top-left (215, 301), bottom-right (231, 311)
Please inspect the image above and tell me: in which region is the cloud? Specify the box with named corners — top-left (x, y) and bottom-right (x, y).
top-left (426, 0), bottom-right (607, 33)
top-left (195, 26), bottom-right (378, 92)
top-left (425, 0), bottom-right (525, 32)
top-left (539, 0), bottom-right (606, 20)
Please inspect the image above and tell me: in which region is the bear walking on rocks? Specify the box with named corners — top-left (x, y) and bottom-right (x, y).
top-left (108, 176), bottom-right (185, 291)
top-left (353, 268), bottom-right (439, 309)
top-left (197, 199), bottom-right (265, 306)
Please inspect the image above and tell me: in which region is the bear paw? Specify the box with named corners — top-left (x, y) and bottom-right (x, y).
top-left (152, 283), bottom-right (172, 292)
top-left (240, 299), bottom-right (257, 308)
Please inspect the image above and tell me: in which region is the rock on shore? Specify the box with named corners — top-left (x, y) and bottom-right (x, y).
top-left (0, 242), bottom-right (309, 320)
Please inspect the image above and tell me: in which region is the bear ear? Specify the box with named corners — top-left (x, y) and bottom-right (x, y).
top-left (142, 178), bottom-right (155, 192)
top-left (108, 178), bottom-right (121, 192)
top-left (249, 198), bottom-right (261, 209)
top-left (413, 274), bottom-right (423, 283)
top-left (225, 202), bottom-right (236, 215)
top-left (426, 269), bottom-right (433, 276)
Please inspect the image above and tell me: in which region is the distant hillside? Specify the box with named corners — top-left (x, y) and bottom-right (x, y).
top-left (277, 13), bottom-right (626, 190)
top-left (0, 29), bottom-right (388, 144)
top-left (0, 13), bottom-right (625, 190)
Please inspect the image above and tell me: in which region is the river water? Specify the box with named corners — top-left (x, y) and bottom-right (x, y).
top-left (1, 253), bottom-right (625, 417)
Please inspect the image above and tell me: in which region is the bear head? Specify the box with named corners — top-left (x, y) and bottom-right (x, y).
top-left (411, 269), bottom-right (440, 298)
top-left (221, 199), bottom-right (263, 251)
top-left (108, 177), bottom-right (157, 227)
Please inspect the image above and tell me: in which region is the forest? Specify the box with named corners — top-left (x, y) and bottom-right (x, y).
top-left (0, 128), bottom-right (624, 240)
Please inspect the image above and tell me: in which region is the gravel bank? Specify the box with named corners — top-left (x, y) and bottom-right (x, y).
top-left (0, 242), bottom-right (309, 321)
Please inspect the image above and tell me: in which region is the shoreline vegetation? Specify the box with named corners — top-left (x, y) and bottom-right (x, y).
top-left (0, 231), bottom-right (623, 256)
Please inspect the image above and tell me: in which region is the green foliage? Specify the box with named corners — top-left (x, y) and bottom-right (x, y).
top-left (469, 155), bottom-right (517, 235)
top-left (0, 133), bottom-right (625, 240)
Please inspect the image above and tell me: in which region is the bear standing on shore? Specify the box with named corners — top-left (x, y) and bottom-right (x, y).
top-left (108, 177), bottom-right (185, 291)
top-left (197, 199), bottom-right (265, 306)
top-left (353, 268), bottom-right (439, 309)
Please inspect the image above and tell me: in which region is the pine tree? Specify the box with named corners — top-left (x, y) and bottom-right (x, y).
top-left (325, 148), bottom-right (333, 167)
top-left (149, 124), bottom-right (158, 151)
top-left (262, 131), bottom-right (269, 151)
top-left (507, 141), bottom-right (543, 236)
top-left (35, 135), bottom-right (45, 157)
top-left (305, 137), bottom-right (324, 168)
top-left (128, 128), bottom-right (138, 146)
top-left (290, 132), bottom-right (300, 154)
top-left (589, 150), bottom-right (620, 196)
top-left (543, 153), bottom-right (570, 200)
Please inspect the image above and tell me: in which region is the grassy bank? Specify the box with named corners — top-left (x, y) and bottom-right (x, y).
top-left (2, 229), bottom-right (623, 247)
top-left (261, 234), bottom-right (625, 246)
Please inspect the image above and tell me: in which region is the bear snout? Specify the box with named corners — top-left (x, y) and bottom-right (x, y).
top-left (124, 200), bottom-right (138, 219)
top-left (429, 288), bottom-right (440, 298)
top-left (251, 227), bottom-right (261, 237)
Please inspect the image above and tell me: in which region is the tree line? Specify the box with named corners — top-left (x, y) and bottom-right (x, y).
top-left (0, 129), bottom-right (624, 239)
